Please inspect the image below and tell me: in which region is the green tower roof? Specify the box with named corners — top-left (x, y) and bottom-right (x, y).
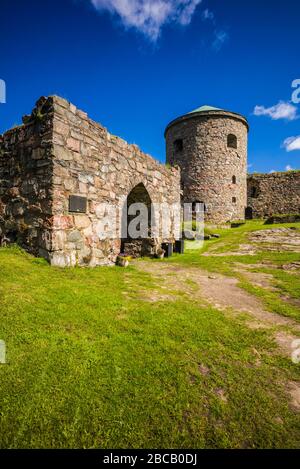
top-left (188, 105), bottom-right (223, 114)
top-left (164, 104), bottom-right (249, 136)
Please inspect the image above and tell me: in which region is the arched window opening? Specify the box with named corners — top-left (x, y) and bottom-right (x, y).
top-left (227, 134), bottom-right (237, 149)
top-left (232, 175), bottom-right (236, 184)
top-left (232, 197), bottom-right (237, 204)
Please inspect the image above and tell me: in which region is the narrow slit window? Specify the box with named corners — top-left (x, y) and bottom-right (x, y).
top-left (250, 186), bottom-right (259, 198)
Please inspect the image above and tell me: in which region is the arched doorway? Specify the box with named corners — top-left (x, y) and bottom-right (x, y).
top-left (121, 183), bottom-right (156, 257)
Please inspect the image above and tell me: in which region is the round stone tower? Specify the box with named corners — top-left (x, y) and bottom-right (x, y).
top-left (165, 105), bottom-right (249, 224)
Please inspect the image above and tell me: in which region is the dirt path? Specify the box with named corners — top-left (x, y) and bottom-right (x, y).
top-left (133, 260), bottom-right (300, 357)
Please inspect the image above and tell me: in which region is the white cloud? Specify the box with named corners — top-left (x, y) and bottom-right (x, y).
top-left (202, 8), bottom-right (214, 21)
top-left (212, 30), bottom-right (228, 51)
top-left (285, 164), bottom-right (294, 171)
top-left (90, 0), bottom-right (202, 41)
top-left (253, 101), bottom-right (298, 121)
top-left (282, 136), bottom-right (300, 152)
top-left (269, 169), bottom-right (276, 174)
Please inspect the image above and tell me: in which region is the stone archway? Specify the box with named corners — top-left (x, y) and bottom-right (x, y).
top-left (121, 182), bottom-right (157, 258)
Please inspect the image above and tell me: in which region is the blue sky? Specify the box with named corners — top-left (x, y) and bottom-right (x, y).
top-left (0, 0), bottom-right (299, 173)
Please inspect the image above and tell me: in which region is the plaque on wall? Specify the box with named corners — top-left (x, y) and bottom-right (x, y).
top-left (69, 195), bottom-right (87, 213)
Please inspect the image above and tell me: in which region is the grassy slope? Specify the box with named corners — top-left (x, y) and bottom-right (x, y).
top-left (0, 223), bottom-right (300, 448)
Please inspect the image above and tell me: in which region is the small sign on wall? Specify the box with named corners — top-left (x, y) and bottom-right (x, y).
top-left (69, 195), bottom-right (87, 213)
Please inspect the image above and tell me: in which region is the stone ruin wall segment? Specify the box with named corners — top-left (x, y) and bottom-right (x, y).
top-left (0, 96), bottom-right (181, 267)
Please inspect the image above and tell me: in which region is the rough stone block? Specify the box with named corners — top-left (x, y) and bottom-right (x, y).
top-left (74, 214), bottom-right (90, 229)
top-left (66, 137), bottom-right (80, 153)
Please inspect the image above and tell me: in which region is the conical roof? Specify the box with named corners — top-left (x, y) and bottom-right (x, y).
top-left (188, 105), bottom-right (223, 114)
top-left (164, 104), bottom-right (249, 136)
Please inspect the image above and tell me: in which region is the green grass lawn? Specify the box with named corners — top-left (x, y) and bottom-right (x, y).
top-left (0, 222), bottom-right (300, 448)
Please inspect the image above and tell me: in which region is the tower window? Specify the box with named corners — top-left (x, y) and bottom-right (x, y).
top-left (232, 197), bottom-right (237, 203)
top-left (174, 139), bottom-right (183, 152)
top-left (227, 134), bottom-right (237, 149)
top-left (232, 175), bottom-right (236, 184)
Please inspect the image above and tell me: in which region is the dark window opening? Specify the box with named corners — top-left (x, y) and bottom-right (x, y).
top-left (174, 139), bottom-right (183, 152)
top-left (250, 186), bottom-right (259, 198)
top-left (232, 197), bottom-right (237, 203)
top-left (232, 175), bottom-right (236, 184)
top-left (227, 134), bottom-right (237, 149)
top-left (192, 201), bottom-right (206, 213)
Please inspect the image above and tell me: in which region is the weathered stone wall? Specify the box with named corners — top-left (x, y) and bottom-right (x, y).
top-left (50, 96), bottom-right (180, 266)
top-left (0, 97), bottom-right (54, 257)
top-left (165, 111), bottom-right (248, 224)
top-left (247, 171), bottom-right (300, 218)
top-left (0, 96), bottom-right (180, 266)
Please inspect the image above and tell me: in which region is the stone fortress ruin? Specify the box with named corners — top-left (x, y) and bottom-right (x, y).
top-left (0, 96), bottom-right (180, 267)
top-left (0, 96), bottom-right (299, 266)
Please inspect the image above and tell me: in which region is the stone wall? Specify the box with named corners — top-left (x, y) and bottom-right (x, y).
top-left (50, 96), bottom-right (180, 267)
top-left (0, 96), bottom-right (181, 267)
top-left (165, 110), bottom-right (248, 224)
top-left (247, 171), bottom-right (300, 218)
top-left (0, 97), bottom-right (54, 257)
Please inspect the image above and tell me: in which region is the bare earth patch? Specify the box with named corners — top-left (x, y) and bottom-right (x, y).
top-left (204, 228), bottom-right (300, 256)
top-left (134, 260), bottom-right (300, 357)
top-left (233, 267), bottom-right (278, 291)
top-left (234, 264), bottom-right (300, 309)
top-left (248, 228), bottom-right (300, 253)
top-left (287, 381), bottom-right (300, 411)
top-left (202, 245), bottom-right (257, 256)
top-left (282, 262), bottom-right (300, 271)
top-left (215, 388), bottom-right (228, 403)
top-left (198, 364), bottom-right (210, 376)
